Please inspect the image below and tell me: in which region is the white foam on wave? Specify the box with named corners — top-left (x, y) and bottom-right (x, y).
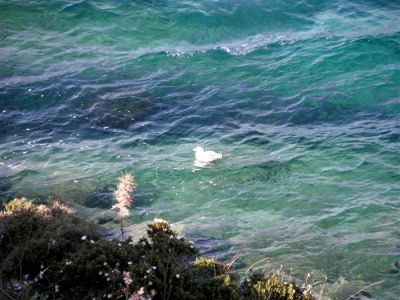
top-left (164, 31), bottom-right (308, 57)
top-left (158, 5), bottom-right (400, 58)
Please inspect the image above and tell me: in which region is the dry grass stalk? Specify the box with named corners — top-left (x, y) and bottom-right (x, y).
top-left (345, 280), bottom-right (384, 300)
top-left (246, 257), bottom-right (270, 273)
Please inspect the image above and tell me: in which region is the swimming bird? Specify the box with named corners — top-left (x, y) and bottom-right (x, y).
top-left (193, 146), bottom-right (223, 164)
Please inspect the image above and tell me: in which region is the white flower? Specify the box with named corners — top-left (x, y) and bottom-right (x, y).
top-left (107, 278), bottom-right (110, 281)
top-left (107, 294), bottom-right (112, 298)
top-left (55, 285), bottom-right (60, 293)
top-left (153, 218), bottom-right (168, 225)
top-left (13, 282), bottom-right (21, 291)
top-left (90, 239), bottom-right (95, 244)
top-left (152, 266), bottom-right (157, 270)
top-left (148, 281), bottom-right (153, 286)
top-left (40, 265), bottom-right (44, 269)
top-left (81, 236), bottom-right (87, 241)
top-left (128, 261), bottom-right (132, 265)
top-left (105, 273), bottom-right (109, 277)
top-left (99, 271), bottom-right (103, 275)
top-left (176, 274), bottom-right (180, 279)
top-left (104, 262), bottom-right (107, 266)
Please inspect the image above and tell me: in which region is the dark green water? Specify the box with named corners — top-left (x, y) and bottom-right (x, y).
top-left (1, 0), bottom-right (399, 298)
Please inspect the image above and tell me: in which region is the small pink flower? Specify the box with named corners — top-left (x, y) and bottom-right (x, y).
top-left (123, 271), bottom-right (133, 285)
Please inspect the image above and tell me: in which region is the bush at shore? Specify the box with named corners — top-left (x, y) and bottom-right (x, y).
top-left (0, 198), bottom-right (313, 300)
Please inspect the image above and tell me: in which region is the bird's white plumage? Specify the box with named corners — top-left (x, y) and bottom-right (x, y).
top-left (193, 146), bottom-right (223, 164)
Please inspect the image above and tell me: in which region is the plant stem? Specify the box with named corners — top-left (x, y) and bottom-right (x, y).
top-left (345, 280), bottom-right (384, 300)
top-left (120, 217), bottom-right (124, 241)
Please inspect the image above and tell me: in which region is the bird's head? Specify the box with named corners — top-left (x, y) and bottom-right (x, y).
top-left (193, 146), bottom-right (204, 153)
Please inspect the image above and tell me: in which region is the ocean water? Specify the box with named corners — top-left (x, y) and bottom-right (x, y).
top-left (0, 0), bottom-right (399, 298)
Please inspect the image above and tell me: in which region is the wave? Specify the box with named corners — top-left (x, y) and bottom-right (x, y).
top-left (135, 27), bottom-right (399, 60)
top-left (127, 3), bottom-right (400, 58)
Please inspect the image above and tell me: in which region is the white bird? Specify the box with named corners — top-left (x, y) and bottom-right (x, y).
top-left (193, 146), bottom-right (223, 164)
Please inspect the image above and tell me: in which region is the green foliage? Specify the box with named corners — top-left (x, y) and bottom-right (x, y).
top-left (47, 239), bottom-right (126, 298)
top-left (194, 257), bottom-right (227, 276)
top-left (0, 198), bottom-right (100, 279)
top-left (48, 218), bottom-right (198, 300)
top-left (240, 272), bottom-right (313, 300)
top-left (177, 257), bottom-right (240, 300)
top-left (0, 199), bottom-right (314, 300)
top-left (132, 218), bottom-right (198, 300)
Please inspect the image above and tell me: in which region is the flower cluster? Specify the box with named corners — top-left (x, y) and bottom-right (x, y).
top-left (113, 173), bottom-right (135, 219)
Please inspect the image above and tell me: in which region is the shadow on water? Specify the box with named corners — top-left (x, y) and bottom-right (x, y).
top-left (0, 178), bottom-right (14, 206)
top-left (222, 130), bottom-right (272, 147)
top-left (4, 169), bottom-right (39, 188)
top-left (0, 180), bottom-right (60, 207)
top-left (188, 235), bottom-right (240, 262)
top-left (230, 161), bottom-right (290, 183)
top-left (206, 159), bottom-right (292, 184)
top-left (141, 159), bottom-right (291, 187)
top-left (78, 95), bottom-right (170, 130)
top-left (0, 168), bottom-right (38, 204)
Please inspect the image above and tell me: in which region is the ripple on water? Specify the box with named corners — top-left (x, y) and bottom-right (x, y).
top-left (1, 0), bottom-right (400, 298)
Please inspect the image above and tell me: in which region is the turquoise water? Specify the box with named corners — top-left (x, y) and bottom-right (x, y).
top-left (1, 0), bottom-right (399, 298)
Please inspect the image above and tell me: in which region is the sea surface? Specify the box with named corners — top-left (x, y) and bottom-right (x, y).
top-left (1, 0), bottom-right (399, 298)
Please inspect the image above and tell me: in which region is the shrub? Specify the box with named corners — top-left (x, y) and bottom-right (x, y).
top-left (0, 198), bottom-right (100, 280)
top-left (49, 238), bottom-right (141, 299)
top-left (135, 218), bottom-right (198, 300)
top-left (0, 199), bottom-right (314, 300)
top-left (176, 257), bottom-right (240, 300)
top-left (240, 272), bottom-right (313, 300)
top-left (52, 218), bottom-right (199, 300)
